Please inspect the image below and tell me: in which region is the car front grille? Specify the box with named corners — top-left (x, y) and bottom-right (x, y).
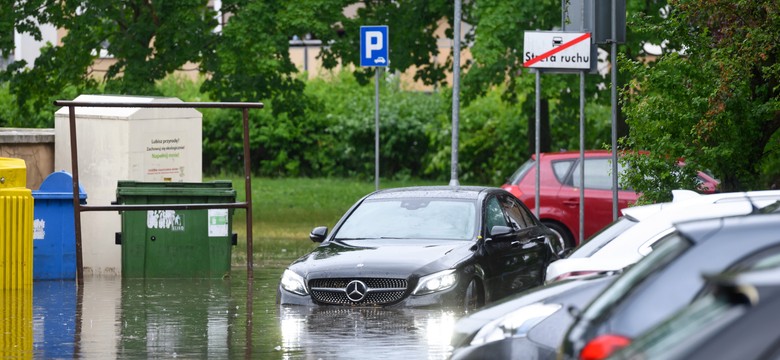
top-left (308, 278), bottom-right (408, 306)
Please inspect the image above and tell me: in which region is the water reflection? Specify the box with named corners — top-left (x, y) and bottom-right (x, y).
top-left (278, 306), bottom-right (456, 359)
top-left (2, 287), bottom-right (33, 358)
top-left (3, 267), bottom-right (459, 359)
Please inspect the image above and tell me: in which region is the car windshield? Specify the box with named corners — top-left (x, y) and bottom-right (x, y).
top-left (579, 232), bottom-right (692, 321)
top-left (759, 200), bottom-right (780, 214)
top-left (567, 216), bottom-right (639, 259)
top-left (334, 198), bottom-right (478, 240)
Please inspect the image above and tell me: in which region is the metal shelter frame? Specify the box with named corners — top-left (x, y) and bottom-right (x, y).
top-left (53, 100), bottom-right (264, 283)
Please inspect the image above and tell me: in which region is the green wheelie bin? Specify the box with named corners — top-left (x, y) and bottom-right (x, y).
top-left (115, 181), bottom-right (236, 278)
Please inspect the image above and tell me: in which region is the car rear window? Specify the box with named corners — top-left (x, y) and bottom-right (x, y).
top-left (507, 159), bottom-right (535, 185)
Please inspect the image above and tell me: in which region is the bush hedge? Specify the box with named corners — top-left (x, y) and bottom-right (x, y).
top-left (3, 72), bottom-right (607, 186)
top-left (157, 72), bottom-right (532, 185)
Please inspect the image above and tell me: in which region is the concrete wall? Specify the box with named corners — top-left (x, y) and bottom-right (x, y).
top-left (0, 128), bottom-right (55, 190)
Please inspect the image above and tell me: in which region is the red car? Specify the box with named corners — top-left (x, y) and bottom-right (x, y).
top-left (501, 150), bottom-right (719, 248)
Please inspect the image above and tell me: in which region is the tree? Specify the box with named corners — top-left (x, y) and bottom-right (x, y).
top-left (459, 0), bottom-right (670, 154)
top-left (2, 0), bottom-right (217, 126)
top-left (620, 0), bottom-right (780, 201)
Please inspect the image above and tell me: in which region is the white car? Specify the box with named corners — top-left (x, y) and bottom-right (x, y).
top-left (545, 189), bottom-right (780, 283)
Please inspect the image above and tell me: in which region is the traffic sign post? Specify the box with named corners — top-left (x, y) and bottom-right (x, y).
top-left (523, 31), bottom-right (592, 241)
top-left (360, 26), bottom-right (389, 191)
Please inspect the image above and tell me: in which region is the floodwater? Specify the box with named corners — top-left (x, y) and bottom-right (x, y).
top-left (2, 265), bottom-right (459, 359)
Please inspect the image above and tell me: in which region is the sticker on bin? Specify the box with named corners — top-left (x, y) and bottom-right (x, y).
top-left (147, 210), bottom-right (185, 232)
top-left (208, 209), bottom-right (229, 237)
top-left (33, 219), bottom-right (45, 240)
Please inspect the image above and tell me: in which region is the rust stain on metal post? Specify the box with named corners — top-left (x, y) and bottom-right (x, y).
top-left (54, 100), bottom-right (263, 283)
top-left (68, 105), bottom-right (85, 285)
top-left (242, 107), bottom-right (254, 277)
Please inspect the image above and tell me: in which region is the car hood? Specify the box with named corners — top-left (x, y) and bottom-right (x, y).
top-left (450, 275), bottom-right (616, 347)
top-left (289, 239), bottom-right (473, 279)
top-left (545, 257), bottom-right (626, 283)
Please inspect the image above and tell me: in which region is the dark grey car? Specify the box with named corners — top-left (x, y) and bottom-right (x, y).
top-left (449, 273), bottom-right (615, 360)
top-left (560, 211), bottom-right (780, 360)
top-left (609, 255), bottom-right (780, 360)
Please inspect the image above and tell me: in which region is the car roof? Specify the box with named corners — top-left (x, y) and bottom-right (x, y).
top-left (367, 186), bottom-right (497, 201)
top-left (675, 211), bottom-right (780, 245)
top-left (620, 190), bottom-right (700, 221)
top-left (591, 190), bottom-right (780, 259)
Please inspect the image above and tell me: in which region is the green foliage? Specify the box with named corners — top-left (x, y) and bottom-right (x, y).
top-left (321, 0), bottom-right (453, 86)
top-left (304, 72), bottom-right (443, 180)
top-left (620, 0), bottom-right (780, 200)
top-left (462, 0), bottom-right (561, 104)
top-left (426, 86), bottom-right (527, 185)
top-left (0, 78), bottom-right (86, 128)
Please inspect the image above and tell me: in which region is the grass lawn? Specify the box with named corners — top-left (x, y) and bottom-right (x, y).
top-left (206, 176), bottom-right (446, 265)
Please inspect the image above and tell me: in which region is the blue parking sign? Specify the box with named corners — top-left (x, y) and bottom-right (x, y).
top-left (360, 26), bottom-right (389, 67)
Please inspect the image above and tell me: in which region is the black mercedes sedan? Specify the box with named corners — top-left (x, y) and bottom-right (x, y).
top-left (276, 186), bottom-right (564, 310)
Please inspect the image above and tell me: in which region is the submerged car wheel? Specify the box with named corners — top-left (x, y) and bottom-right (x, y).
top-left (463, 279), bottom-right (482, 313)
top-left (543, 220), bottom-right (575, 250)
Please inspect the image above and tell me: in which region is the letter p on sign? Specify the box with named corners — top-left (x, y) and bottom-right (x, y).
top-left (365, 31), bottom-right (383, 58)
top-left (360, 26), bottom-right (389, 67)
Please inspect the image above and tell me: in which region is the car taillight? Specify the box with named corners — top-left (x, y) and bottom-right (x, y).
top-left (579, 334), bottom-right (631, 360)
top-left (501, 184), bottom-right (523, 198)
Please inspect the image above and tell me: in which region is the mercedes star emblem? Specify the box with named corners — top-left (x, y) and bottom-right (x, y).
top-left (345, 280), bottom-right (368, 302)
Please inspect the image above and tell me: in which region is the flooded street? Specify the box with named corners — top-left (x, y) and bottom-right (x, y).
top-left (3, 264), bottom-right (458, 359)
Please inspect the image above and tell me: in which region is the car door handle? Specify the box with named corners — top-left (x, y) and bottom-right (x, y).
top-left (511, 241), bottom-right (522, 248)
top-left (562, 199), bottom-right (579, 207)
top-left (530, 236), bottom-right (546, 242)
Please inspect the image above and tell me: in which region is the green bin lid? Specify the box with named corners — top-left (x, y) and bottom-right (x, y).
top-left (116, 180), bottom-right (236, 198)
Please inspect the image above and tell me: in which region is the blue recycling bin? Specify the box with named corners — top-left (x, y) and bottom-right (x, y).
top-left (31, 171), bottom-right (87, 280)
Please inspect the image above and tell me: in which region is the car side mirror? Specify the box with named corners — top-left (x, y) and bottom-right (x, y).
top-left (309, 226), bottom-right (328, 243)
top-left (489, 225), bottom-right (513, 238)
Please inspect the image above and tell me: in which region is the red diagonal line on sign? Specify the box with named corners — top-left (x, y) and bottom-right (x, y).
top-left (523, 33), bottom-right (591, 67)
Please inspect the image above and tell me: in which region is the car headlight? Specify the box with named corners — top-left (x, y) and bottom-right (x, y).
top-left (413, 269), bottom-right (458, 295)
top-left (469, 302), bottom-right (562, 346)
top-left (280, 269), bottom-right (308, 296)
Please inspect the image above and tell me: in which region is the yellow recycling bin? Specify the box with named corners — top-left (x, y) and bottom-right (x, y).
top-left (0, 157), bottom-right (34, 289)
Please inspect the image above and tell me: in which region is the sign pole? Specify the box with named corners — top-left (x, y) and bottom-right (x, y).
top-left (359, 25), bottom-right (388, 191)
top-left (579, 70), bottom-right (586, 244)
top-left (375, 67), bottom-right (380, 191)
top-left (450, 0), bottom-right (462, 187)
top-left (610, 0), bottom-right (619, 220)
top-left (535, 70), bottom-right (541, 218)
